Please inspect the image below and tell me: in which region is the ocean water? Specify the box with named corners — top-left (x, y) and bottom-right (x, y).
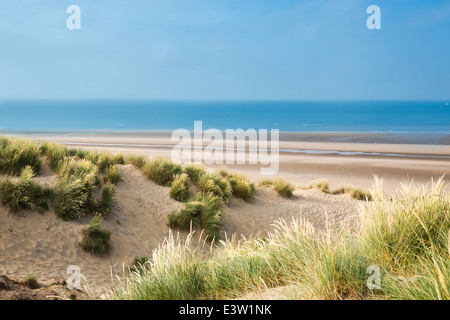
top-left (0, 100), bottom-right (449, 134)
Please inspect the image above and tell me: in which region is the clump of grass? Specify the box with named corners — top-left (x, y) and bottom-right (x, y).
top-left (0, 137), bottom-right (41, 175)
top-left (79, 215), bottom-right (111, 256)
top-left (258, 178), bottom-right (274, 187)
top-left (96, 183), bottom-right (116, 216)
top-left (25, 275), bottom-right (39, 289)
top-left (333, 186), bottom-right (373, 201)
top-left (40, 142), bottom-right (69, 171)
top-left (142, 157), bottom-right (183, 186)
top-left (219, 169), bottom-right (256, 201)
top-left (52, 175), bottom-right (97, 220)
top-left (273, 179), bottom-right (295, 198)
top-left (104, 165), bottom-right (121, 185)
top-left (307, 180), bottom-right (331, 193)
top-left (127, 154), bottom-right (147, 169)
top-left (170, 173), bottom-right (190, 202)
top-left (0, 166), bottom-right (49, 213)
top-left (169, 193), bottom-right (224, 241)
top-left (97, 152), bottom-right (125, 172)
top-left (197, 173), bottom-right (232, 203)
top-left (184, 164), bottom-right (207, 184)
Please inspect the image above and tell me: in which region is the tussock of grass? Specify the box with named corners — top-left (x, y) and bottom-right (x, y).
top-left (40, 142), bottom-right (69, 171)
top-left (96, 183), bottom-right (116, 216)
top-left (197, 173), bottom-right (232, 203)
top-left (97, 152), bottom-right (125, 172)
top-left (142, 157), bottom-right (183, 186)
top-left (127, 154), bottom-right (147, 169)
top-left (333, 186), bottom-right (373, 201)
top-left (52, 175), bottom-right (97, 220)
top-left (0, 137), bottom-right (41, 175)
top-left (258, 178), bottom-right (274, 187)
top-left (0, 166), bottom-right (49, 213)
top-left (168, 193), bottom-right (224, 241)
top-left (184, 164), bottom-right (207, 184)
top-left (219, 169), bottom-right (256, 201)
top-left (258, 178), bottom-right (294, 198)
top-left (25, 275), bottom-right (39, 289)
top-left (273, 179), bottom-right (295, 198)
top-left (113, 177), bottom-right (450, 300)
top-left (305, 179), bottom-right (373, 201)
top-left (104, 165), bottom-right (121, 185)
top-left (307, 180), bottom-right (331, 193)
top-left (79, 215), bottom-right (111, 256)
top-left (170, 173), bottom-right (190, 202)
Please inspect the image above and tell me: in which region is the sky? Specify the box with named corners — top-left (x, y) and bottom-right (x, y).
top-left (0, 0), bottom-right (449, 100)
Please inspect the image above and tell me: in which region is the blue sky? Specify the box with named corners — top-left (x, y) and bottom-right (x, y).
top-left (0, 0), bottom-right (449, 100)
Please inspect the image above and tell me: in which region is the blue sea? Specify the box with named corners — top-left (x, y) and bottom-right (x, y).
top-left (0, 100), bottom-right (449, 134)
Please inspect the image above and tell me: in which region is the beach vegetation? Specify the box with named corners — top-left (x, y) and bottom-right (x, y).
top-left (170, 173), bottom-right (190, 202)
top-left (219, 169), bottom-right (256, 201)
top-left (168, 193), bottom-right (224, 241)
top-left (79, 215), bottom-right (112, 256)
top-left (142, 157), bottom-right (183, 186)
top-left (0, 166), bottom-right (49, 213)
top-left (0, 137), bottom-right (41, 175)
top-left (113, 177), bottom-right (450, 300)
top-left (104, 165), bottom-right (121, 185)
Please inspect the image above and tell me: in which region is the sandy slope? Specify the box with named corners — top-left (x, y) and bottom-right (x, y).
top-left (0, 163), bottom-right (361, 295)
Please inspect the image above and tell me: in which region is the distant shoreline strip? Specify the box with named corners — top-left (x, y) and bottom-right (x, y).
top-left (55, 141), bottom-right (450, 160)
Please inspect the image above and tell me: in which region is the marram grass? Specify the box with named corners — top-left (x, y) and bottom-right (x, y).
top-left (112, 177), bottom-right (449, 300)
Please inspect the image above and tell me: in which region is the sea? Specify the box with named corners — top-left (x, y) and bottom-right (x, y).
top-left (0, 100), bottom-right (449, 137)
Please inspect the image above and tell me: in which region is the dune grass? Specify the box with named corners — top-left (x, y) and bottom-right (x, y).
top-left (168, 193), bottom-right (224, 241)
top-left (142, 157), bottom-right (183, 186)
top-left (184, 164), bottom-right (207, 184)
top-left (79, 215), bottom-right (112, 256)
top-left (305, 179), bottom-right (373, 201)
top-left (170, 173), bottom-right (190, 202)
top-left (0, 137), bottom-right (41, 175)
top-left (96, 183), bottom-right (116, 216)
top-left (112, 177), bottom-right (450, 300)
top-left (258, 178), bottom-right (295, 198)
top-left (40, 141), bottom-right (69, 171)
top-left (197, 173), bottom-right (232, 203)
top-left (127, 154), bottom-right (147, 169)
top-left (103, 165), bottom-right (121, 185)
top-left (219, 169), bottom-right (256, 202)
top-left (0, 166), bottom-right (49, 213)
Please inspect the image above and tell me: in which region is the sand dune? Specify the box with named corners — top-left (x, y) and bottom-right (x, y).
top-left (0, 163), bottom-right (361, 295)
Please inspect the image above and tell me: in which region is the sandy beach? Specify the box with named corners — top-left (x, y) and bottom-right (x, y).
top-left (22, 131), bottom-right (450, 194)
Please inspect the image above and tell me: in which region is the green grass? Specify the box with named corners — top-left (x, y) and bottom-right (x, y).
top-left (168, 193), bottom-right (224, 241)
top-left (104, 165), bottom-right (121, 185)
top-left (40, 141), bottom-right (69, 171)
top-left (142, 157), bottom-right (183, 186)
top-left (0, 137), bottom-right (41, 175)
top-left (79, 215), bottom-right (112, 256)
top-left (113, 177), bottom-right (450, 300)
top-left (273, 179), bottom-right (295, 198)
top-left (332, 186), bottom-right (373, 201)
top-left (127, 154), bottom-right (147, 169)
top-left (184, 164), bottom-right (207, 184)
top-left (219, 169), bottom-right (256, 201)
top-left (0, 166), bottom-right (49, 213)
top-left (197, 173), bottom-right (232, 203)
top-left (96, 183), bottom-right (116, 216)
top-left (170, 173), bottom-right (190, 202)
top-left (25, 275), bottom-right (39, 289)
top-left (258, 178), bottom-right (295, 198)
top-left (307, 180), bottom-right (331, 193)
